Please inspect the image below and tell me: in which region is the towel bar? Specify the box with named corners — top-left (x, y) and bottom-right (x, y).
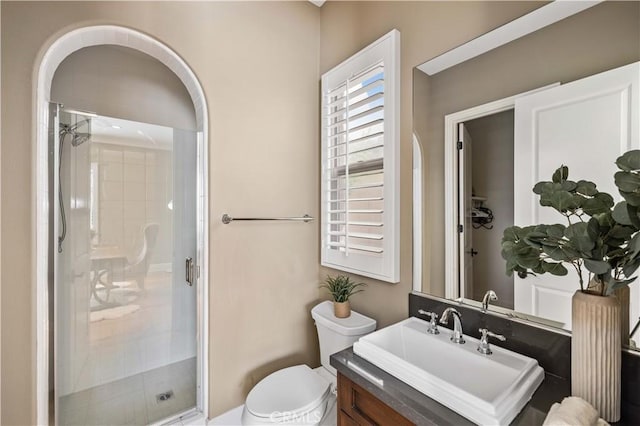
top-left (221, 214), bottom-right (313, 224)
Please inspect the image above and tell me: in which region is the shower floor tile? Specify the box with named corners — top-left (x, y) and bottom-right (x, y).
top-left (59, 357), bottom-right (196, 426)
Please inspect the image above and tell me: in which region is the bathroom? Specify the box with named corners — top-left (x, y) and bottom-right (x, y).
top-left (1, 1), bottom-right (639, 426)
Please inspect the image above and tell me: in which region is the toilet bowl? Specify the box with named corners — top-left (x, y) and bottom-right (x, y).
top-left (241, 301), bottom-right (376, 425)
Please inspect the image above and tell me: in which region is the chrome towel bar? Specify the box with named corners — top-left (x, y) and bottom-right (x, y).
top-left (221, 214), bottom-right (313, 224)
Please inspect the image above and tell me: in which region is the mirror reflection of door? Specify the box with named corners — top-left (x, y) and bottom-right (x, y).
top-left (457, 112), bottom-right (515, 310)
top-left (458, 123), bottom-right (473, 300)
top-left (514, 62), bottom-right (640, 331)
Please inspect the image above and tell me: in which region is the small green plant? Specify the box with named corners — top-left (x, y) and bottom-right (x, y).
top-left (501, 150), bottom-right (640, 296)
top-left (320, 275), bottom-right (366, 302)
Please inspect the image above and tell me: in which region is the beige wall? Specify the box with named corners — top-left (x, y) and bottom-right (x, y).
top-left (319, 1), bottom-right (544, 328)
top-left (52, 45), bottom-right (196, 130)
top-left (0, 1), bottom-right (319, 423)
top-left (417, 1), bottom-right (640, 297)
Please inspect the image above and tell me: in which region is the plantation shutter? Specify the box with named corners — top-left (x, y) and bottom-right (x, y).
top-left (321, 30), bottom-right (400, 283)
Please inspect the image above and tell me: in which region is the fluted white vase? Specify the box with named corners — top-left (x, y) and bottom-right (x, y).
top-left (571, 290), bottom-right (621, 422)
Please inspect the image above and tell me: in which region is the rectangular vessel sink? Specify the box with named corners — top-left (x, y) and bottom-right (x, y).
top-left (353, 317), bottom-right (544, 425)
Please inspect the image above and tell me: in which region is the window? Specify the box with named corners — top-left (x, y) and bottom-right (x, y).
top-left (321, 30), bottom-right (400, 283)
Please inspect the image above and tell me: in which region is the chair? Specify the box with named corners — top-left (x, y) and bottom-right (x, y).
top-left (92, 223), bottom-right (159, 306)
top-left (124, 223), bottom-right (160, 290)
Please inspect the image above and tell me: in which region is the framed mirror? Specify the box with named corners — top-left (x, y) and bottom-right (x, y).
top-left (412, 1), bottom-right (640, 349)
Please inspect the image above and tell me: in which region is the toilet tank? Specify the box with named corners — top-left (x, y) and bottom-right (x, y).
top-left (311, 301), bottom-right (376, 375)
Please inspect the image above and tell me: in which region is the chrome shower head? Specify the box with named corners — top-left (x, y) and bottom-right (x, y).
top-left (60, 119), bottom-right (91, 146)
top-left (71, 133), bottom-right (91, 147)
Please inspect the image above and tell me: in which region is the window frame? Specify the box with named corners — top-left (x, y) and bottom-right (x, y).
top-left (320, 29), bottom-right (400, 283)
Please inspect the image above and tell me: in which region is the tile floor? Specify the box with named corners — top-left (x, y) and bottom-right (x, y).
top-left (60, 271), bottom-right (196, 395)
top-left (59, 357), bottom-right (197, 426)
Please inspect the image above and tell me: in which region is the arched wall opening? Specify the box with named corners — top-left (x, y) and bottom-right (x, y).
top-left (34, 25), bottom-right (209, 425)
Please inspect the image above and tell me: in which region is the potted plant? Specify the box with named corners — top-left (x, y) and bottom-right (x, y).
top-left (500, 150), bottom-right (640, 422)
top-left (320, 275), bottom-right (366, 318)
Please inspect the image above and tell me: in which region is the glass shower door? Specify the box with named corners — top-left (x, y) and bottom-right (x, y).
top-left (55, 109), bottom-right (198, 425)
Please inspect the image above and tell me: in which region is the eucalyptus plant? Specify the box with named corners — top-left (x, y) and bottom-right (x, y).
top-left (320, 275), bottom-right (366, 303)
top-left (501, 150), bottom-right (640, 296)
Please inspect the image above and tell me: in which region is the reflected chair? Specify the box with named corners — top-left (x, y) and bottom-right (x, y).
top-left (92, 223), bottom-right (159, 306)
top-left (123, 222), bottom-right (160, 291)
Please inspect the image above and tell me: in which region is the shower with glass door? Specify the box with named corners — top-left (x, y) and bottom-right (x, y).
top-left (53, 105), bottom-right (199, 425)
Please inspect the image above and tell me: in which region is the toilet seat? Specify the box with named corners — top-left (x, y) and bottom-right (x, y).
top-left (243, 365), bottom-right (331, 425)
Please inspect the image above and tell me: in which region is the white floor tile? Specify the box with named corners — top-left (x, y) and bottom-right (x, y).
top-left (59, 358), bottom-right (196, 426)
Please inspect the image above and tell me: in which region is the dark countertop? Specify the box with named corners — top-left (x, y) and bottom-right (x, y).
top-left (331, 347), bottom-right (571, 426)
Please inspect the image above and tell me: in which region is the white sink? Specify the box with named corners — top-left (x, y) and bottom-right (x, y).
top-left (352, 317), bottom-right (544, 425)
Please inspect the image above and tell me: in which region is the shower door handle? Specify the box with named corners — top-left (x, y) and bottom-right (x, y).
top-left (186, 257), bottom-right (194, 286)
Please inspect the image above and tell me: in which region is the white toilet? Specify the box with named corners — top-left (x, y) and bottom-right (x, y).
top-left (240, 301), bottom-right (376, 425)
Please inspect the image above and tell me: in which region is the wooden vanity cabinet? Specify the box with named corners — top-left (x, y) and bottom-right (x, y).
top-left (337, 372), bottom-right (414, 426)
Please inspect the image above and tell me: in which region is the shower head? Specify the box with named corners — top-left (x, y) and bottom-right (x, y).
top-left (67, 118), bottom-right (91, 133)
top-left (60, 119), bottom-right (91, 146)
top-left (71, 133), bottom-right (91, 147)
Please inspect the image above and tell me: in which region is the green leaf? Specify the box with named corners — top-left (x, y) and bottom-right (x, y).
top-left (516, 248), bottom-right (543, 269)
top-left (629, 233), bottom-right (640, 258)
top-left (597, 211), bottom-right (616, 228)
top-left (583, 259), bottom-right (611, 274)
top-left (587, 218), bottom-right (600, 239)
top-left (565, 222), bottom-right (596, 253)
top-left (533, 181), bottom-right (553, 195)
top-left (575, 180), bottom-right (598, 196)
top-left (502, 227), bottom-right (520, 243)
top-left (542, 262), bottom-right (568, 276)
top-left (608, 225), bottom-right (634, 241)
top-left (561, 180), bottom-right (577, 192)
top-left (623, 258), bottom-right (640, 278)
top-left (582, 193), bottom-right (615, 216)
top-left (605, 278), bottom-right (637, 296)
top-left (552, 166), bottom-right (569, 183)
top-left (616, 150), bottom-right (640, 171)
top-left (546, 224), bottom-right (566, 239)
top-left (614, 171), bottom-right (640, 192)
top-left (550, 191), bottom-right (577, 212)
top-left (532, 262), bottom-right (546, 274)
top-left (620, 190), bottom-right (640, 207)
top-left (628, 204), bottom-right (640, 229)
top-left (612, 201), bottom-right (632, 225)
top-left (545, 246), bottom-right (570, 262)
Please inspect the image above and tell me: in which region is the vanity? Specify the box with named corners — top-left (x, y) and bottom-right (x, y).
top-left (330, 293), bottom-right (640, 425)
top-left (332, 351), bottom-right (567, 426)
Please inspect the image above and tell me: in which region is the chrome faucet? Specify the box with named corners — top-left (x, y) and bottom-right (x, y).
top-left (439, 307), bottom-right (465, 344)
top-left (418, 309), bottom-right (440, 334)
top-left (481, 290), bottom-right (498, 312)
top-left (477, 328), bottom-right (506, 355)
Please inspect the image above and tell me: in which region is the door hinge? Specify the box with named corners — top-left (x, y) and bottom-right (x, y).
top-left (458, 224), bottom-right (464, 233)
top-left (457, 141), bottom-right (463, 150)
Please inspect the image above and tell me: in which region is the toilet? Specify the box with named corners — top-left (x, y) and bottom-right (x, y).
top-left (240, 301), bottom-right (376, 425)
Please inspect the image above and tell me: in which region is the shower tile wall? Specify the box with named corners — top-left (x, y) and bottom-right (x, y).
top-left (95, 144), bottom-right (172, 267)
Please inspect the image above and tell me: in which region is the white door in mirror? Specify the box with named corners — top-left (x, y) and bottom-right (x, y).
top-left (514, 61), bottom-right (640, 330)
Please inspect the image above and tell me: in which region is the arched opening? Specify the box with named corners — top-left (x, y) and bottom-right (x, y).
top-left (35, 26), bottom-right (209, 425)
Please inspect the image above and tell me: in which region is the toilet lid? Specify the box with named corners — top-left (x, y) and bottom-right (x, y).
top-left (246, 365), bottom-right (330, 419)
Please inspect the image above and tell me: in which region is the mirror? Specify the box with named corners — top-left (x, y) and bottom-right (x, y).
top-left (412, 1), bottom-right (640, 350)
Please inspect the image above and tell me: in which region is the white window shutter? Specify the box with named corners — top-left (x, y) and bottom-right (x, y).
top-left (321, 30), bottom-right (400, 283)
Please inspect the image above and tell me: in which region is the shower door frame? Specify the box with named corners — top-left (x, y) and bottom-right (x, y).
top-left (34, 26), bottom-right (210, 425)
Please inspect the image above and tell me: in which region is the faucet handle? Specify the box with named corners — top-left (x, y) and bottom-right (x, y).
top-left (418, 310), bottom-right (440, 334)
top-left (477, 328), bottom-right (506, 355)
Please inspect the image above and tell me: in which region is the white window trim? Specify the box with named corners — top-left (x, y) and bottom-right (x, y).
top-left (320, 29), bottom-right (400, 283)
